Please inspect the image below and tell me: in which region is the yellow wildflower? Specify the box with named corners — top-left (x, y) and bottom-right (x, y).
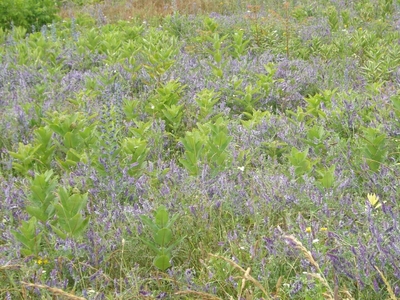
top-left (367, 193), bottom-right (381, 209)
top-left (35, 257), bottom-right (49, 265)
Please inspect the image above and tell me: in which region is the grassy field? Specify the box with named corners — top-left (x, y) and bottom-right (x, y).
top-left (0, 0), bottom-right (399, 299)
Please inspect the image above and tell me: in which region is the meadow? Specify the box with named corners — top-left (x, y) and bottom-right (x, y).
top-left (0, 0), bottom-right (399, 299)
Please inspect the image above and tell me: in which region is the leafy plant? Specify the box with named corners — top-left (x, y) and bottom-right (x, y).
top-left (231, 29), bottom-right (250, 58)
top-left (288, 147), bottom-right (315, 179)
top-left (9, 143), bottom-right (41, 175)
top-left (43, 111), bottom-right (97, 170)
top-left (13, 172), bottom-right (89, 258)
top-left (262, 139), bottom-right (288, 162)
top-left (51, 186), bottom-right (90, 240)
top-left (360, 127), bottom-right (388, 172)
top-left (180, 117), bottom-right (232, 175)
top-left (303, 92), bottom-right (327, 119)
top-left (12, 217), bottom-right (43, 256)
top-left (33, 126), bottom-right (56, 170)
top-left (232, 84), bottom-right (262, 114)
top-left (179, 130), bottom-right (205, 176)
top-left (325, 6), bottom-right (339, 32)
top-left (123, 98), bottom-right (141, 122)
top-left (256, 63), bottom-right (277, 96)
top-left (241, 109), bottom-right (271, 130)
top-left (391, 92), bottom-right (400, 119)
top-left (147, 80), bottom-right (186, 134)
top-left (121, 137), bottom-right (149, 177)
top-left (141, 29), bottom-right (178, 85)
top-left (140, 205), bottom-right (185, 271)
top-left (9, 126), bottom-right (56, 175)
top-left (315, 164), bottom-right (336, 189)
top-left (204, 117), bottom-right (233, 172)
top-left (25, 170), bottom-right (58, 223)
top-left (195, 88), bottom-right (221, 122)
top-left (0, 0), bottom-right (59, 32)
top-left (303, 125), bottom-right (327, 156)
top-left (206, 33), bottom-right (229, 78)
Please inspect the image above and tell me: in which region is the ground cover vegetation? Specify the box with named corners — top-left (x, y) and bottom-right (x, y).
top-left (0, 0), bottom-right (399, 299)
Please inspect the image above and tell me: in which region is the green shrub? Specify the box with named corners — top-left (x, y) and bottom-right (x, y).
top-left (0, 0), bottom-right (59, 32)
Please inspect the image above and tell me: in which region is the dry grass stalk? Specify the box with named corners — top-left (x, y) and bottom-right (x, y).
top-left (20, 281), bottom-right (85, 300)
top-left (340, 288), bottom-right (355, 300)
top-left (374, 266), bottom-right (398, 300)
top-left (284, 235), bottom-right (320, 270)
top-left (175, 289), bottom-right (222, 299)
top-left (238, 267), bottom-right (251, 300)
top-left (284, 235), bottom-right (335, 299)
top-left (208, 253), bottom-right (271, 299)
top-left (0, 264), bottom-right (21, 271)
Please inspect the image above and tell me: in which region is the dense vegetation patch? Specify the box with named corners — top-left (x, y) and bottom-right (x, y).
top-left (0, 0), bottom-right (399, 299)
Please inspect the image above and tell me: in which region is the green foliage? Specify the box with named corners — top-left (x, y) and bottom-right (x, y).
top-left (2, 5), bottom-right (400, 299)
top-left (12, 170), bottom-right (89, 257)
top-left (206, 33), bottom-right (229, 78)
top-left (147, 80), bottom-right (186, 134)
top-left (262, 139), bottom-right (289, 162)
top-left (43, 111), bottom-right (97, 170)
top-left (315, 164), bottom-right (336, 189)
top-left (203, 16), bottom-right (219, 34)
top-left (121, 137), bottom-right (149, 176)
top-left (9, 143), bottom-right (41, 175)
top-left (288, 147), bottom-right (315, 179)
top-left (232, 84), bottom-right (262, 114)
top-left (180, 117), bottom-right (232, 175)
top-left (361, 45), bottom-right (393, 83)
top-left (140, 206), bottom-right (185, 271)
top-left (12, 217), bottom-right (43, 256)
top-left (360, 127), bottom-right (387, 172)
top-left (123, 98), bottom-right (141, 122)
top-left (303, 125), bottom-right (327, 156)
top-left (341, 9), bottom-right (351, 28)
top-left (44, 111), bottom-right (97, 150)
top-left (179, 130), bottom-right (204, 176)
top-left (241, 109), bottom-right (271, 130)
top-left (0, 0), bottom-right (59, 32)
top-left (231, 29), bottom-right (250, 58)
top-left (204, 117), bottom-right (233, 171)
top-left (304, 89), bottom-right (334, 119)
top-left (26, 170), bottom-right (58, 223)
top-left (325, 6), bottom-right (339, 32)
top-left (256, 63), bottom-right (277, 96)
top-left (51, 187), bottom-right (90, 240)
top-left (9, 126), bottom-right (55, 175)
top-left (195, 88), bottom-right (221, 121)
top-left (391, 93), bottom-right (400, 118)
top-left (33, 126), bottom-right (56, 169)
top-left (141, 29), bottom-right (178, 84)
top-left (128, 120), bottom-right (153, 139)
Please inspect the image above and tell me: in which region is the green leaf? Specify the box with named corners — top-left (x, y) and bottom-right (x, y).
top-left (154, 227), bottom-right (173, 247)
top-left (50, 224), bottom-right (67, 240)
top-left (25, 206), bottom-right (48, 222)
top-left (316, 165), bottom-right (336, 189)
top-left (140, 215), bottom-right (159, 233)
top-left (155, 206), bottom-right (169, 228)
top-left (70, 216), bottom-right (90, 237)
top-left (153, 254), bottom-right (171, 271)
top-left (166, 235), bottom-right (186, 253)
top-left (12, 217), bottom-right (42, 256)
top-left (139, 237), bottom-right (162, 254)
